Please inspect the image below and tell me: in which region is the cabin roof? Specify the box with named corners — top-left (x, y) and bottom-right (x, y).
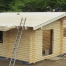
top-left (0, 12), bottom-right (66, 31)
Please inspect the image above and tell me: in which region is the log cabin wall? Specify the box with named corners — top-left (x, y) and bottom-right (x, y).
top-left (6, 29), bottom-right (31, 63)
top-left (63, 19), bottom-right (66, 53)
top-left (43, 20), bottom-right (61, 54)
top-left (0, 18), bottom-right (66, 63)
top-left (0, 31), bottom-right (7, 57)
top-left (34, 29), bottom-right (43, 62)
top-left (29, 30), bottom-right (35, 63)
top-left (34, 20), bottom-right (61, 63)
top-left (0, 28), bottom-right (35, 63)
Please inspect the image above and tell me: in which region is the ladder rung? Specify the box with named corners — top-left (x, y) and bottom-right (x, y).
top-left (13, 47), bottom-right (17, 49)
top-left (12, 59), bottom-right (15, 61)
top-left (12, 51), bottom-right (15, 54)
top-left (12, 56), bottom-right (15, 58)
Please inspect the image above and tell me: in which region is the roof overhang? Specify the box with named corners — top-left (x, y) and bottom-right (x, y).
top-left (0, 26), bottom-right (16, 31)
top-left (0, 12), bottom-right (66, 31)
top-left (33, 12), bottom-right (66, 30)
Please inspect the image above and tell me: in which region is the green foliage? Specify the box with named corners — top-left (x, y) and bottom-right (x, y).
top-left (0, 0), bottom-right (14, 12)
top-left (0, 0), bottom-right (66, 12)
top-left (22, 0), bottom-right (46, 12)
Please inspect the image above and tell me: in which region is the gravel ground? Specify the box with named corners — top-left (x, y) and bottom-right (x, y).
top-left (0, 56), bottom-right (66, 66)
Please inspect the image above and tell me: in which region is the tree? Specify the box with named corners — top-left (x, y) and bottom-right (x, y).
top-left (0, 0), bottom-right (66, 12)
top-left (0, 0), bottom-right (14, 12)
top-left (21, 0), bottom-right (66, 12)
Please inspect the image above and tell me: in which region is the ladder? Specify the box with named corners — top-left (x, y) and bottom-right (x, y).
top-left (9, 18), bottom-right (26, 66)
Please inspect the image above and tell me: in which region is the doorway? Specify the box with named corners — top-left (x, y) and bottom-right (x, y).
top-left (42, 29), bottom-right (53, 55)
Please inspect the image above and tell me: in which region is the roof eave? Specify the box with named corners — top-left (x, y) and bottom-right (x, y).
top-left (33, 13), bottom-right (66, 30)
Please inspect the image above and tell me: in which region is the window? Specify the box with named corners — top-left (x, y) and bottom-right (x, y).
top-left (64, 28), bottom-right (66, 37)
top-left (0, 31), bottom-right (3, 43)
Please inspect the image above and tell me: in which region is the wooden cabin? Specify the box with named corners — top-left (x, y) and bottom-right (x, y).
top-left (0, 12), bottom-right (66, 64)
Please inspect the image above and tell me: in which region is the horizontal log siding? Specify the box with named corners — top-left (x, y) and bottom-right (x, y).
top-left (29, 30), bottom-right (35, 63)
top-left (8, 29), bottom-right (31, 62)
top-left (43, 21), bottom-right (61, 55)
top-left (63, 37), bottom-right (66, 53)
top-left (63, 20), bottom-right (66, 53)
top-left (34, 21), bottom-right (61, 63)
top-left (34, 29), bottom-right (43, 62)
top-left (0, 32), bottom-right (7, 57)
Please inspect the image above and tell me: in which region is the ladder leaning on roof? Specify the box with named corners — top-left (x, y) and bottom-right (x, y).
top-left (9, 17), bottom-right (26, 66)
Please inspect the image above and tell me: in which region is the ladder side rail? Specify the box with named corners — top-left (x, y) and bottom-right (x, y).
top-left (16, 18), bottom-right (26, 53)
top-left (14, 18), bottom-right (26, 58)
top-left (12, 18), bottom-right (26, 66)
top-left (13, 18), bottom-right (23, 48)
top-left (9, 18), bottom-right (26, 66)
top-left (14, 18), bottom-right (26, 57)
top-left (9, 18), bottom-right (23, 66)
top-left (11, 18), bottom-right (23, 54)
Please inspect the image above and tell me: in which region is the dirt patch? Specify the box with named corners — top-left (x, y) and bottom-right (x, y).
top-left (0, 56), bottom-right (66, 66)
